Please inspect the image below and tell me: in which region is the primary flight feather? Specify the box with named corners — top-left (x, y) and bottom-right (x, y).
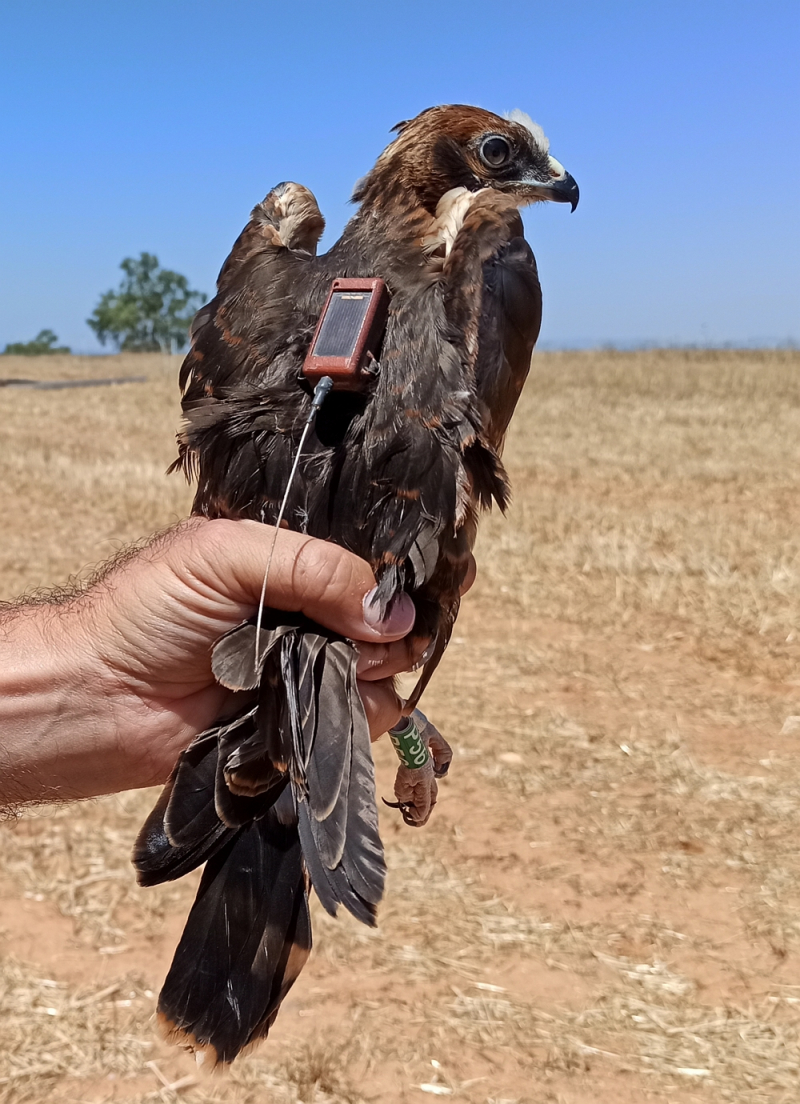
top-left (133, 103), bottom-right (578, 1063)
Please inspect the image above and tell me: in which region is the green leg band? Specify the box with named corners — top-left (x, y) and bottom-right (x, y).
top-left (388, 716), bottom-right (430, 769)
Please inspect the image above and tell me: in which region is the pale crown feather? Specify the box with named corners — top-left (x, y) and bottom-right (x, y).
top-left (504, 109), bottom-right (550, 153)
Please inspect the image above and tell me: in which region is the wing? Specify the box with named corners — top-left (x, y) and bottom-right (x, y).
top-left (172, 183), bottom-right (334, 523)
top-left (331, 286), bottom-right (473, 605)
top-left (475, 234), bottom-right (541, 450)
top-left (179, 182), bottom-right (326, 401)
top-left (325, 196), bottom-right (536, 705)
top-left (443, 191), bottom-right (542, 454)
top-left (393, 193), bottom-right (541, 701)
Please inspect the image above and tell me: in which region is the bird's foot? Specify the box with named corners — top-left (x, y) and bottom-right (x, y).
top-left (384, 710), bottom-right (452, 827)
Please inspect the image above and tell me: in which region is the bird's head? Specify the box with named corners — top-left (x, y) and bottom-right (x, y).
top-left (354, 104), bottom-right (579, 216)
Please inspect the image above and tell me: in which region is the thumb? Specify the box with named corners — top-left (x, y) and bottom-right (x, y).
top-left (166, 518), bottom-right (417, 643)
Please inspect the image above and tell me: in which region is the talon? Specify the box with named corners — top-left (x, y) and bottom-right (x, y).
top-left (382, 797), bottom-right (417, 812)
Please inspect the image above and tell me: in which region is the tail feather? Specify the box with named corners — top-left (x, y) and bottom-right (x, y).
top-left (296, 799), bottom-right (378, 926)
top-left (163, 728), bottom-right (223, 846)
top-left (303, 642), bottom-right (353, 854)
top-left (295, 631), bottom-right (328, 740)
top-left (338, 653), bottom-right (386, 906)
top-left (134, 734), bottom-right (232, 887)
top-left (135, 616), bottom-right (387, 1062)
top-left (294, 638), bottom-right (386, 923)
top-left (211, 619), bottom-right (295, 691)
top-left (157, 813), bottom-right (311, 1065)
top-left (219, 720), bottom-right (283, 797)
top-left (215, 718), bottom-right (286, 827)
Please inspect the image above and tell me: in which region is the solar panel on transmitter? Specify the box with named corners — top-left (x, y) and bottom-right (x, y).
top-left (313, 293), bottom-right (371, 358)
top-left (303, 278), bottom-right (391, 391)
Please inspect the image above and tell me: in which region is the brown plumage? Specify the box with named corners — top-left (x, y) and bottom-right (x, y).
top-left (133, 104), bottom-right (578, 1063)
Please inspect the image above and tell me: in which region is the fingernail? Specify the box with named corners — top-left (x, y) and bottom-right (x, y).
top-left (363, 589), bottom-right (416, 636)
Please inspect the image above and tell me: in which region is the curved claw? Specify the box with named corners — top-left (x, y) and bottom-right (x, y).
top-left (391, 760), bottom-right (437, 827)
top-left (382, 795), bottom-right (431, 828)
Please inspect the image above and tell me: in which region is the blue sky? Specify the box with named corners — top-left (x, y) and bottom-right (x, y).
top-left (1, 0), bottom-right (797, 351)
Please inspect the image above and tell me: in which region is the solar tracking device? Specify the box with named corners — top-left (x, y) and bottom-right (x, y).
top-left (302, 278), bottom-right (391, 391)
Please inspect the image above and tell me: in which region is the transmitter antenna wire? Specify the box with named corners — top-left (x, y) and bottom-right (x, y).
top-left (254, 375), bottom-right (334, 668)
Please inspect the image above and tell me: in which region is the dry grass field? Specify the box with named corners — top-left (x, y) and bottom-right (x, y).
top-left (1, 348), bottom-right (800, 1104)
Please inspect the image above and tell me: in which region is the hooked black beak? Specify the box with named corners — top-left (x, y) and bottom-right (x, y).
top-left (546, 169), bottom-right (580, 212)
top-left (519, 155), bottom-right (580, 212)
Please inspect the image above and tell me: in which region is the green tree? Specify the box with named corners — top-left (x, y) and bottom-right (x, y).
top-left (3, 329), bottom-right (71, 355)
top-left (87, 253), bottom-right (205, 353)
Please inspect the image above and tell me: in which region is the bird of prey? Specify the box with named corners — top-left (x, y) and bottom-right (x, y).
top-left (133, 104), bottom-right (578, 1063)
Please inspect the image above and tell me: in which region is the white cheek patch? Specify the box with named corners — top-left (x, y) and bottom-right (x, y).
top-left (504, 108), bottom-right (550, 154)
top-left (422, 186), bottom-right (480, 259)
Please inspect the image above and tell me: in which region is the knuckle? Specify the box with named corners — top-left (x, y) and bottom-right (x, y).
top-left (292, 538), bottom-right (352, 605)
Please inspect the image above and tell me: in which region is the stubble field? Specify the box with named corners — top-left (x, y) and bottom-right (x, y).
top-left (1, 348), bottom-right (799, 1104)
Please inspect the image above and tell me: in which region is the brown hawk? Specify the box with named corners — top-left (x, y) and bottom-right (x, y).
top-left (134, 104), bottom-right (578, 1062)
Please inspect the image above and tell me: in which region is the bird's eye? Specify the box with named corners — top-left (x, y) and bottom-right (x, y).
top-left (479, 135), bottom-right (512, 168)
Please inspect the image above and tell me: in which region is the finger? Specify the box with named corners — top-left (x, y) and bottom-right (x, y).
top-left (357, 677), bottom-right (403, 741)
top-left (167, 518), bottom-right (416, 643)
top-left (460, 554), bottom-right (477, 596)
top-left (356, 637), bottom-right (431, 681)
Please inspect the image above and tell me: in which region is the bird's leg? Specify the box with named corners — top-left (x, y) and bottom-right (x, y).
top-left (423, 713), bottom-right (453, 778)
top-left (384, 709), bottom-right (452, 827)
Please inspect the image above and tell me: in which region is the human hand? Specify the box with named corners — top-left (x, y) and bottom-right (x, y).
top-left (1, 518), bottom-right (473, 804)
top-left (82, 518), bottom-right (440, 794)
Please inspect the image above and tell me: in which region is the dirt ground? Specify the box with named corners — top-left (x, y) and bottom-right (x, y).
top-left (1, 349), bottom-right (799, 1103)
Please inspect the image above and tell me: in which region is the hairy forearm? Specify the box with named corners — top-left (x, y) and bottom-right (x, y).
top-left (0, 599), bottom-right (115, 806)
top-left (0, 588), bottom-right (226, 807)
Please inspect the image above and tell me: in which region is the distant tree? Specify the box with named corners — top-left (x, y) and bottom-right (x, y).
top-left (2, 329), bottom-right (71, 355)
top-left (87, 253), bottom-right (205, 353)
